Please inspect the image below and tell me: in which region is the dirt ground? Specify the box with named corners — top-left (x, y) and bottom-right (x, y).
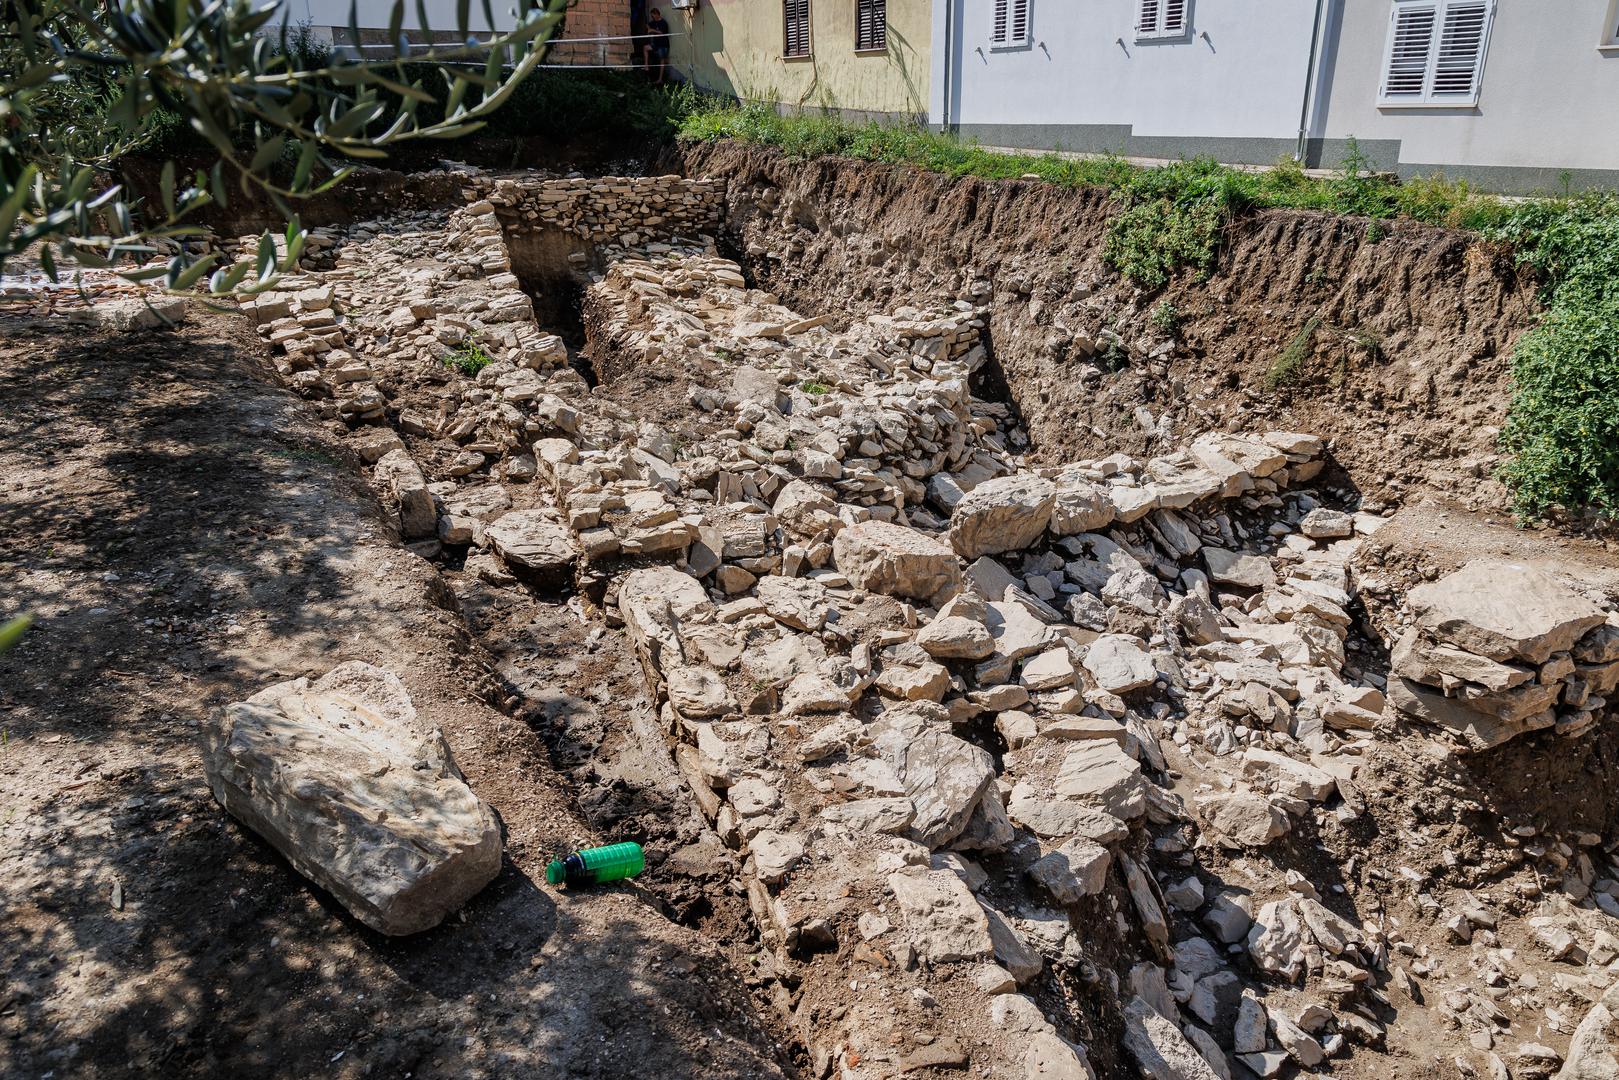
top-left (0, 313), bottom-right (791, 1079)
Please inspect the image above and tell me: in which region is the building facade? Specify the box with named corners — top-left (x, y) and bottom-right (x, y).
top-left (671, 0), bottom-right (931, 121)
top-left (285, 0), bottom-right (632, 67)
top-left (929, 0), bottom-right (1619, 193)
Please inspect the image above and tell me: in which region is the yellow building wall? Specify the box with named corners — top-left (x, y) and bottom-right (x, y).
top-left (669, 0), bottom-right (929, 120)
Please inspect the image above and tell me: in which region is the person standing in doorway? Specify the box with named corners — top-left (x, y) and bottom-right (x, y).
top-left (648, 6), bottom-right (670, 84)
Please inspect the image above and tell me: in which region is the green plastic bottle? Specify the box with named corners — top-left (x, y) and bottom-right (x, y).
top-left (545, 841), bottom-right (646, 887)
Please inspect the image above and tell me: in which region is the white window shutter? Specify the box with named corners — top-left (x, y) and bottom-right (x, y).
top-left (1163, 0), bottom-right (1187, 33)
top-left (1010, 0), bottom-right (1029, 44)
top-left (992, 0), bottom-right (1027, 46)
top-left (1137, 0), bottom-right (1161, 35)
top-left (1431, 1), bottom-right (1489, 98)
top-left (1381, 0), bottom-right (1491, 104)
top-left (1382, 3), bottom-right (1437, 99)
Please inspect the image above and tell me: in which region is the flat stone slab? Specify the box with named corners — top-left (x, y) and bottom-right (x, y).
top-left (485, 509), bottom-right (579, 586)
top-left (1407, 559), bottom-right (1606, 663)
top-left (1054, 740), bottom-right (1149, 819)
top-left (202, 662), bottom-right (501, 935)
top-left (888, 869), bottom-right (994, 964)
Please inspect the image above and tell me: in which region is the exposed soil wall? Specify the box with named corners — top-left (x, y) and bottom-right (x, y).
top-left (668, 140), bottom-right (1545, 514)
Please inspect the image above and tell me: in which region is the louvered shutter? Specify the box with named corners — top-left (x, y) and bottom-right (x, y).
top-left (1380, 0), bottom-right (1491, 104)
top-left (992, 0), bottom-right (1009, 44)
top-left (1137, 0), bottom-right (1161, 35)
top-left (1382, 3), bottom-right (1437, 98)
top-left (1162, 0), bottom-right (1187, 33)
top-left (856, 0), bottom-right (886, 50)
top-left (1008, 0), bottom-right (1028, 44)
top-left (783, 0), bottom-right (810, 57)
top-left (1430, 1), bottom-right (1488, 99)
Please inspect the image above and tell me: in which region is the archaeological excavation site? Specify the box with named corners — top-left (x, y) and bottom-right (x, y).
top-left (7, 131), bottom-right (1619, 1080)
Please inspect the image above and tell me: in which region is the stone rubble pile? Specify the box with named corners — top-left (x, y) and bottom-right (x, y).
top-left (1387, 560), bottom-right (1619, 750)
top-left (236, 199), bottom-right (568, 397)
top-left (263, 188), bottom-right (1403, 1075)
top-left (593, 419), bottom-right (1390, 1077)
top-left (582, 248), bottom-right (1009, 514)
top-left (199, 171), bottom-right (1619, 1078)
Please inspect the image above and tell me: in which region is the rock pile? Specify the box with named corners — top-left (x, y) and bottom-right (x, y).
top-left (205, 169), bottom-right (1619, 1078)
top-left (1388, 560), bottom-right (1618, 750)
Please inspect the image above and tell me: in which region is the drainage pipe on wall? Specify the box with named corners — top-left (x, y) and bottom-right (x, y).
top-left (1295, 0), bottom-right (1328, 163)
top-left (939, 0), bottom-right (954, 130)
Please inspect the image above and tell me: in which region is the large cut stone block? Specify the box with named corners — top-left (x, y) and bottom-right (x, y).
top-left (948, 473), bottom-right (1056, 558)
top-left (202, 662), bottom-right (501, 935)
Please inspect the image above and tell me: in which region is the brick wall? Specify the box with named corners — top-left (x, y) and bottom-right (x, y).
top-left (551, 0), bottom-right (633, 66)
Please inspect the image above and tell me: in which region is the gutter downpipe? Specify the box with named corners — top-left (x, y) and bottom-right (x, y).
top-left (940, 0), bottom-right (953, 131)
top-left (1295, 0), bottom-right (1327, 163)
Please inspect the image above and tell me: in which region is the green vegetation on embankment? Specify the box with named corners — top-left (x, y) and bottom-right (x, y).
top-left (674, 100), bottom-right (1619, 524)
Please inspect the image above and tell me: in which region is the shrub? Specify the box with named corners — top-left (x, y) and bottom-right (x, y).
top-left (1103, 197), bottom-right (1225, 290)
top-left (1498, 304), bottom-right (1619, 518)
top-left (1487, 194), bottom-right (1619, 519)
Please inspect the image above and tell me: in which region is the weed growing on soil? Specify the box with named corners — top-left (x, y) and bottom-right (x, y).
top-left (1149, 300), bottom-right (1182, 335)
top-left (445, 337), bottom-right (495, 377)
top-left (801, 379), bottom-right (832, 395)
top-left (1265, 316), bottom-right (1322, 391)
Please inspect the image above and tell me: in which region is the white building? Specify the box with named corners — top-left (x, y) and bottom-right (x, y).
top-left (929, 0), bottom-right (1619, 193)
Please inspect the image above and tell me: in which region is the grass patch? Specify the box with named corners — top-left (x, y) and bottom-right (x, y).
top-left (675, 99), bottom-right (1619, 523)
top-left (1264, 316), bottom-right (1322, 391)
top-left (800, 379), bottom-right (832, 395)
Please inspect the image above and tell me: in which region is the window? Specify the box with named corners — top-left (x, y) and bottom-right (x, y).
top-left (856, 0), bottom-right (886, 51)
top-left (1379, 0), bottom-right (1494, 105)
top-left (1136, 0), bottom-right (1189, 39)
top-left (783, 0), bottom-right (811, 57)
top-left (1604, 0), bottom-right (1619, 48)
top-left (991, 0), bottom-right (1030, 48)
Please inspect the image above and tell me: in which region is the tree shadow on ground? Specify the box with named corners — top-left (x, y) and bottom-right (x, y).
top-left (0, 318), bottom-right (790, 1079)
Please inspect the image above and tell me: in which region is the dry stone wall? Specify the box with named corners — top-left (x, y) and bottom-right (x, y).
top-left (466, 168), bottom-right (726, 246)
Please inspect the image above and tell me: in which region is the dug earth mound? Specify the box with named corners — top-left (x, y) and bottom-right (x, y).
top-left (5, 153), bottom-right (1619, 1080)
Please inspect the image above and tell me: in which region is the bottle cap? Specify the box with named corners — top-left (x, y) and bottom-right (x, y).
top-left (544, 859), bottom-right (566, 885)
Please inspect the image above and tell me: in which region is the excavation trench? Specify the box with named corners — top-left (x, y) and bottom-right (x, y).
top-left (182, 151), bottom-right (1619, 1080)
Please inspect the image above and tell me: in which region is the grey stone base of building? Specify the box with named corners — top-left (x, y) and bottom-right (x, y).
top-left (937, 124), bottom-right (1619, 196)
